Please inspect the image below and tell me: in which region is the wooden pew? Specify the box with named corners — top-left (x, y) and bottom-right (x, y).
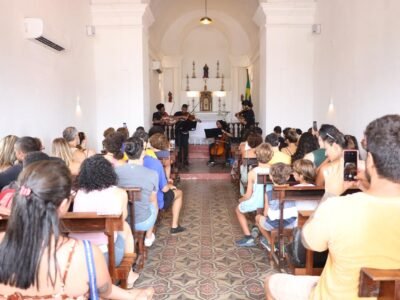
top-left (359, 268), bottom-right (400, 299)
top-left (0, 212), bottom-right (136, 289)
top-left (272, 186), bottom-right (325, 269)
top-left (125, 187), bottom-right (147, 272)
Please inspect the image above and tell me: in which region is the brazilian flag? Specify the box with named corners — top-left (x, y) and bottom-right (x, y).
top-left (245, 69), bottom-right (251, 101)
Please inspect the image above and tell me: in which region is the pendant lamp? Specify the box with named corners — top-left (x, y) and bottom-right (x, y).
top-left (200, 0), bottom-right (212, 25)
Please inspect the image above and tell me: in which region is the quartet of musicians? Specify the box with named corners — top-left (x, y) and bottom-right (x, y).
top-left (152, 100), bottom-right (255, 168)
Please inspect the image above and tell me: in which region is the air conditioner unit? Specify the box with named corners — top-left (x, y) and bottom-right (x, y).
top-left (152, 61), bottom-right (162, 74)
top-left (23, 18), bottom-right (66, 51)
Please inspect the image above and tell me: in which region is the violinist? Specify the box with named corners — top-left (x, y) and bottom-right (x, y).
top-left (152, 103), bottom-right (174, 129)
top-left (235, 100), bottom-right (255, 129)
top-left (207, 120), bottom-right (233, 166)
top-left (174, 104), bottom-right (200, 168)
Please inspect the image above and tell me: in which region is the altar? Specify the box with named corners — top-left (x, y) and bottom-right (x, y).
top-left (188, 111), bottom-right (230, 144)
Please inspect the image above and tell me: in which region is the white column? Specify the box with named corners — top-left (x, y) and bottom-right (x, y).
top-left (91, 0), bottom-right (154, 147)
top-left (254, 1), bottom-right (316, 133)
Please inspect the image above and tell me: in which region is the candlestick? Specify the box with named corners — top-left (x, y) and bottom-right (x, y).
top-left (186, 74), bottom-right (190, 91)
top-left (192, 61), bottom-right (196, 78)
top-left (216, 60), bottom-right (220, 78)
top-left (221, 74), bottom-right (225, 91)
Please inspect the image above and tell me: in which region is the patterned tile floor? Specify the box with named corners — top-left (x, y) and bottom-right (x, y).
top-left (135, 180), bottom-right (276, 299)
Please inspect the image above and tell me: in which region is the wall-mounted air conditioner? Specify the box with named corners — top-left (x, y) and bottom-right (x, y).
top-left (23, 18), bottom-right (66, 51)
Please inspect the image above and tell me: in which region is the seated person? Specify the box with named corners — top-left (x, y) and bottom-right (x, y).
top-left (0, 135), bottom-right (18, 172)
top-left (0, 160), bottom-right (153, 299)
top-left (62, 126), bottom-right (95, 164)
top-left (114, 137), bottom-right (159, 247)
top-left (0, 136), bottom-right (41, 190)
top-left (208, 120), bottom-right (233, 166)
top-left (71, 155), bottom-right (138, 288)
top-left (103, 132), bottom-right (128, 167)
top-left (292, 159), bottom-right (319, 211)
top-left (148, 132), bottom-right (172, 181)
top-left (255, 163), bottom-right (298, 249)
top-left (265, 133), bottom-right (291, 165)
top-left (52, 138), bottom-right (81, 176)
top-left (235, 143), bottom-right (273, 247)
top-left (265, 114), bottom-right (400, 300)
top-left (239, 132), bottom-right (263, 196)
top-left (143, 147), bottom-right (185, 235)
top-left (280, 128), bottom-right (298, 157)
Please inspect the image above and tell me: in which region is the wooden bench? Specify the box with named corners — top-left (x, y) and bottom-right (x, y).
top-left (125, 187), bottom-right (147, 272)
top-left (272, 186), bottom-right (325, 269)
top-left (0, 212), bottom-right (136, 289)
top-left (359, 268), bottom-right (400, 299)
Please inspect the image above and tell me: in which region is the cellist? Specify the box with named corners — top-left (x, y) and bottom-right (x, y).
top-left (207, 120), bottom-right (233, 166)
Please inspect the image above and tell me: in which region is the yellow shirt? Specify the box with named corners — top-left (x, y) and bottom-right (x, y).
top-left (303, 192), bottom-right (400, 299)
top-left (145, 148), bottom-right (157, 159)
top-left (268, 150), bottom-right (291, 165)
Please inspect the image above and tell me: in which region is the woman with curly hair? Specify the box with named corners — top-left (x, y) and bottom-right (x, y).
top-left (72, 154), bottom-right (139, 288)
top-left (281, 128), bottom-right (298, 156)
top-left (0, 135), bottom-right (18, 172)
top-left (291, 132), bottom-right (319, 164)
top-left (0, 160), bottom-right (153, 299)
top-left (103, 132), bottom-right (127, 167)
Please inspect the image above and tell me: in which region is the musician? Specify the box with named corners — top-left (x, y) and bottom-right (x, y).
top-left (152, 103), bottom-right (171, 129)
top-left (174, 104), bottom-right (196, 168)
top-left (235, 100), bottom-right (255, 129)
top-left (208, 120), bottom-right (233, 166)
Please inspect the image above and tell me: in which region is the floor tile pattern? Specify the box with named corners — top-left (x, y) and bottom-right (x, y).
top-left (135, 180), bottom-right (275, 299)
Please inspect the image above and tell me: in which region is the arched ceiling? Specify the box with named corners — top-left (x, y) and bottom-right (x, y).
top-left (149, 0), bottom-right (260, 58)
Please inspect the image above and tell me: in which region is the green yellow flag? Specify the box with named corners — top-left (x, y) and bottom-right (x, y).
top-left (245, 69), bottom-right (251, 101)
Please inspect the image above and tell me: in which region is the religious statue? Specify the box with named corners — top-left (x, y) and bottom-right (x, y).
top-left (203, 64), bottom-right (209, 79)
top-left (168, 91), bottom-right (173, 103)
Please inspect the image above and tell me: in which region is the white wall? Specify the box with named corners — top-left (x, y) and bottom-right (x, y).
top-left (314, 0), bottom-right (400, 139)
top-left (0, 0), bottom-right (96, 151)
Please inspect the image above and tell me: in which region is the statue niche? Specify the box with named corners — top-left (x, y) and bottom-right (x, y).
top-left (200, 91), bottom-right (212, 112)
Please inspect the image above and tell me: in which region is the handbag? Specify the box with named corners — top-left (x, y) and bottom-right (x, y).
top-left (83, 240), bottom-right (99, 300)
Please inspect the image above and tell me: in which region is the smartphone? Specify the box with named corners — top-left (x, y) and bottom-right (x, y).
top-left (123, 122), bottom-right (127, 128)
top-left (343, 150), bottom-right (358, 181)
top-left (312, 121), bottom-right (318, 132)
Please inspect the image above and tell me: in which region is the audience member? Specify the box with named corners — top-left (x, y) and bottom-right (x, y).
top-left (256, 163), bottom-right (297, 249)
top-left (291, 132), bottom-right (319, 163)
top-left (52, 138), bottom-right (81, 175)
top-left (116, 127), bottom-right (130, 141)
top-left (265, 133), bottom-right (291, 165)
top-left (315, 125), bottom-right (347, 196)
top-left (0, 136), bottom-right (40, 189)
top-left (72, 155), bottom-right (139, 287)
top-left (235, 143), bottom-right (273, 247)
top-left (281, 129), bottom-right (298, 156)
top-left (265, 114), bottom-right (400, 300)
top-left (304, 124), bottom-right (330, 168)
top-left (142, 146), bottom-right (185, 234)
top-left (273, 126), bottom-right (285, 147)
top-left (0, 135), bottom-right (18, 172)
top-left (115, 137), bottom-right (159, 247)
top-left (62, 126), bottom-right (95, 163)
top-left (103, 132), bottom-right (127, 167)
top-left (0, 160), bottom-right (153, 299)
top-left (239, 132), bottom-right (263, 195)
top-left (103, 127), bottom-right (116, 138)
top-left (292, 159), bottom-right (319, 211)
top-left (148, 133), bottom-right (172, 180)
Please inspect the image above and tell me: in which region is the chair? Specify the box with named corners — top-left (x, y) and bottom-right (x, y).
top-left (359, 268), bottom-right (400, 299)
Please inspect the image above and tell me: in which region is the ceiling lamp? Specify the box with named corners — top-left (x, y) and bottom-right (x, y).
top-left (200, 0), bottom-right (212, 25)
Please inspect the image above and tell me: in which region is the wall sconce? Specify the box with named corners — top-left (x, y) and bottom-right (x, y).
top-left (75, 96), bottom-right (82, 116)
top-left (328, 97), bottom-right (334, 112)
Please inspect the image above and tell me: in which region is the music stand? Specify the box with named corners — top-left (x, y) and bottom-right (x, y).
top-left (204, 128), bottom-right (222, 139)
top-left (188, 121), bottom-right (198, 131)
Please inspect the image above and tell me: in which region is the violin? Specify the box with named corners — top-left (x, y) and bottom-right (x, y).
top-left (161, 112), bottom-right (176, 125)
top-left (181, 112), bottom-right (201, 122)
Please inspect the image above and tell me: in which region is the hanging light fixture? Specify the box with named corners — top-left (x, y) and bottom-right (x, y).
top-left (200, 0), bottom-right (212, 25)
